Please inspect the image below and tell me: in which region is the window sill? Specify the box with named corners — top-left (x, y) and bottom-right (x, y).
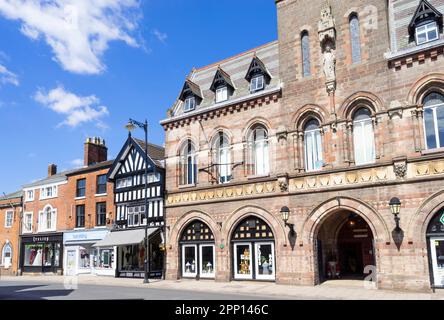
top-left (247, 174), bottom-right (270, 180)
top-left (95, 193), bottom-right (107, 197)
top-left (39, 196), bottom-right (57, 201)
top-left (94, 226), bottom-right (107, 229)
top-left (74, 227), bottom-right (86, 231)
top-left (75, 196), bottom-right (86, 200)
top-left (178, 184), bottom-right (197, 190)
top-left (421, 148), bottom-right (444, 156)
top-left (4, 226), bottom-right (12, 229)
top-left (38, 229), bottom-right (57, 233)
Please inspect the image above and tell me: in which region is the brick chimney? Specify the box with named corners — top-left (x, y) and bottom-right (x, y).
top-left (84, 137), bottom-right (107, 166)
top-left (48, 164), bottom-right (57, 177)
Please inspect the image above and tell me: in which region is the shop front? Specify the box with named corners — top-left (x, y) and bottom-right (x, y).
top-left (20, 233), bottom-right (63, 274)
top-left (427, 208), bottom-right (444, 289)
top-left (63, 229), bottom-right (115, 276)
top-left (93, 227), bottom-right (163, 278)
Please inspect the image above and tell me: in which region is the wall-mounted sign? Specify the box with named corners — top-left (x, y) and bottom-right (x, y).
top-left (440, 214), bottom-right (444, 226)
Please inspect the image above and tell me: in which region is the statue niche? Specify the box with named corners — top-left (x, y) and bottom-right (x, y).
top-left (318, 2), bottom-right (337, 94)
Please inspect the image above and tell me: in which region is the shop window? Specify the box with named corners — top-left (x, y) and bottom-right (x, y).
top-left (353, 108), bottom-right (375, 165)
top-left (94, 248), bottom-right (114, 269)
top-left (423, 92), bottom-right (444, 150)
top-left (231, 216), bottom-right (275, 281)
top-left (426, 208), bottom-right (444, 288)
top-left (180, 220), bottom-right (215, 278)
top-left (304, 119), bottom-right (323, 172)
top-left (79, 248), bottom-right (91, 269)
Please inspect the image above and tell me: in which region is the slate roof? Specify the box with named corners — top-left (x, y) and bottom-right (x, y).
top-left (0, 190), bottom-right (22, 201)
top-left (133, 138), bottom-right (165, 168)
top-left (164, 40), bottom-right (280, 121)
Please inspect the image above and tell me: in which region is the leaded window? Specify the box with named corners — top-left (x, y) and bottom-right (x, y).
top-left (350, 14), bottom-right (361, 64)
top-left (301, 31), bottom-right (311, 77)
top-left (181, 221), bottom-right (214, 242)
top-left (232, 217), bottom-right (274, 240)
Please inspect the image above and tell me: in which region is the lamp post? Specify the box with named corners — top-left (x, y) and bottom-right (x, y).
top-left (125, 118), bottom-right (150, 284)
top-left (389, 197), bottom-right (401, 232)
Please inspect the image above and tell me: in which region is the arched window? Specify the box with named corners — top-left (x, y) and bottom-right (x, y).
top-left (349, 14), bottom-right (361, 63)
top-left (38, 205), bottom-right (56, 231)
top-left (213, 132), bottom-right (232, 184)
top-left (301, 31), bottom-right (311, 77)
top-left (423, 92), bottom-right (444, 150)
top-left (2, 242), bottom-right (12, 268)
top-left (248, 125), bottom-right (269, 176)
top-left (180, 220), bottom-right (215, 278)
top-left (304, 119), bottom-right (323, 172)
top-left (179, 140), bottom-right (197, 186)
top-left (353, 108), bottom-right (375, 165)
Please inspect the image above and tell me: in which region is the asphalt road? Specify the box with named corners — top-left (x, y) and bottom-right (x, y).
top-left (0, 280), bottom-right (284, 300)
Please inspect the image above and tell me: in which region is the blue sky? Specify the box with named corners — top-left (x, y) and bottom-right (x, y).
top-left (0, 0), bottom-right (277, 194)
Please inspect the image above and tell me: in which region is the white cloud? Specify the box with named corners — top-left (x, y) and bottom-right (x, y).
top-left (34, 85), bottom-right (109, 128)
top-left (0, 0), bottom-right (142, 74)
top-left (69, 158), bottom-right (84, 168)
top-left (0, 63), bottom-right (19, 86)
top-left (152, 28), bottom-right (167, 44)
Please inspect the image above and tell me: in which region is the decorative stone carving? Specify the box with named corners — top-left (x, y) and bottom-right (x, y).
top-left (278, 176), bottom-right (289, 192)
top-left (318, 1), bottom-right (337, 94)
top-left (394, 161), bottom-right (407, 179)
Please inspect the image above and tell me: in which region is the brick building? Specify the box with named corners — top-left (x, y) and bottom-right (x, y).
top-left (0, 191), bottom-right (22, 275)
top-left (161, 0), bottom-right (444, 291)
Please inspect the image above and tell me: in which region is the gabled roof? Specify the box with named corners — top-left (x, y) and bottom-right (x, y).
top-left (409, 0), bottom-right (443, 33)
top-left (179, 79), bottom-right (203, 101)
top-left (107, 135), bottom-right (165, 181)
top-left (209, 67), bottom-right (235, 92)
top-left (0, 190), bottom-right (22, 201)
top-left (245, 55), bottom-right (272, 81)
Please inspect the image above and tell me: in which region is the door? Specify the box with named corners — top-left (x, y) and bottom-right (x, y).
top-left (254, 242), bottom-right (275, 280)
top-left (199, 244), bottom-right (215, 278)
top-left (233, 243), bottom-right (252, 279)
top-left (339, 242), bottom-right (363, 276)
top-left (182, 245), bottom-right (197, 277)
top-left (42, 243), bottom-right (54, 273)
top-left (430, 237), bottom-right (444, 287)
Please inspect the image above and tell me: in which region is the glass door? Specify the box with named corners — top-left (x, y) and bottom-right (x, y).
top-left (199, 244), bottom-right (215, 278)
top-left (254, 242), bottom-right (275, 280)
top-left (430, 237), bottom-right (444, 287)
top-left (182, 245), bottom-right (197, 277)
top-left (234, 243), bottom-right (252, 279)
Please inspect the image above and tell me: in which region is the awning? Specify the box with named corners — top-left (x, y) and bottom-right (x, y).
top-left (92, 228), bottom-right (159, 247)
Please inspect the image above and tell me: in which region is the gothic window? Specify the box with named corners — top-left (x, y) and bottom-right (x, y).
top-left (213, 132), bottom-right (232, 184)
top-left (301, 31), bottom-right (311, 77)
top-left (353, 108), bottom-right (375, 165)
top-left (179, 140), bottom-right (197, 185)
top-left (304, 119), bottom-right (323, 172)
top-left (247, 125), bottom-right (269, 176)
top-left (423, 92), bottom-right (444, 150)
top-left (2, 243), bottom-right (12, 268)
top-left (349, 14), bottom-right (361, 63)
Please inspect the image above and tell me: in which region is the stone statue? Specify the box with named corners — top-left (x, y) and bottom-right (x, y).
top-left (323, 43), bottom-right (336, 82)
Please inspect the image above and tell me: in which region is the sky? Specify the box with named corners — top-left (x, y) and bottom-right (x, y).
top-left (0, 0), bottom-right (278, 194)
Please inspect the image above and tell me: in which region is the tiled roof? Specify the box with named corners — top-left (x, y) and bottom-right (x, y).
top-left (133, 138), bottom-right (165, 168)
top-left (0, 190), bottom-right (22, 201)
top-left (66, 160), bottom-right (114, 176)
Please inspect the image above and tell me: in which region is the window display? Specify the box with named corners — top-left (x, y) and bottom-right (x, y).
top-left (93, 248), bottom-right (114, 269)
top-left (79, 248), bottom-right (90, 268)
top-left (234, 243), bottom-right (252, 279)
top-left (24, 244), bottom-right (43, 266)
top-left (431, 238), bottom-right (444, 287)
top-left (255, 242), bottom-right (275, 280)
top-left (199, 245), bottom-right (215, 277)
top-left (182, 245), bottom-right (197, 277)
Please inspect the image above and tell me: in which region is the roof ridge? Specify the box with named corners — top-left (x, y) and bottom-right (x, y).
top-left (194, 40), bottom-right (278, 73)
top-left (133, 138), bottom-right (165, 150)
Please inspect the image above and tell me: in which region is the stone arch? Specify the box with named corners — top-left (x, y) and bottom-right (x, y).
top-left (406, 189), bottom-right (444, 243)
top-left (222, 205), bottom-right (287, 248)
top-left (242, 117), bottom-right (273, 141)
top-left (176, 136), bottom-right (199, 156)
top-left (339, 91), bottom-right (383, 121)
top-left (300, 196), bottom-right (390, 245)
top-left (292, 104), bottom-right (328, 131)
top-left (208, 127), bottom-right (234, 146)
top-left (168, 210), bottom-right (221, 247)
top-left (408, 73), bottom-right (444, 105)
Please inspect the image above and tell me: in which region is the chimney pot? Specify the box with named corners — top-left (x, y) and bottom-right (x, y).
top-left (84, 137), bottom-right (108, 166)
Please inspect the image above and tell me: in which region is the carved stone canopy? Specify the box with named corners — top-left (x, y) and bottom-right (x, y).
top-left (318, 2), bottom-right (336, 50)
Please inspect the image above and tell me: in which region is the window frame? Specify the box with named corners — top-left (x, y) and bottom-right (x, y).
top-left (96, 174), bottom-right (107, 195)
top-left (25, 190), bottom-right (34, 202)
top-left (180, 140), bottom-right (197, 186)
top-left (38, 206), bottom-right (57, 232)
top-left (250, 74), bottom-right (265, 93)
top-left (76, 178), bottom-right (86, 198)
top-left (5, 210), bottom-right (13, 228)
top-left (96, 202), bottom-right (107, 227)
top-left (304, 119), bottom-right (324, 172)
top-left (215, 86), bottom-right (228, 103)
top-left (301, 30), bottom-right (311, 77)
top-left (23, 212), bottom-right (33, 234)
top-left (39, 185), bottom-right (57, 200)
top-left (349, 14), bottom-right (362, 64)
top-left (423, 92), bottom-right (444, 150)
top-left (184, 96), bottom-right (196, 112)
top-left (416, 21), bottom-right (439, 45)
top-left (352, 109), bottom-right (376, 165)
top-left (75, 204), bottom-right (86, 228)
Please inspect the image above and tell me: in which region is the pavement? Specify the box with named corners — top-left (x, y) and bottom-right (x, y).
top-left (1, 274), bottom-right (444, 300)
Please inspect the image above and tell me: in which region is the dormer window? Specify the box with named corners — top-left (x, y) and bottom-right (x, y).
top-left (409, 0), bottom-right (443, 46)
top-left (250, 75), bottom-right (264, 93)
top-left (416, 21), bottom-right (439, 45)
top-left (216, 86), bottom-right (228, 103)
top-left (184, 96), bottom-right (196, 112)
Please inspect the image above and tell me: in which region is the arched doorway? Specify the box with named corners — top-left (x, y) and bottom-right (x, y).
top-left (179, 220), bottom-right (215, 279)
top-left (316, 211), bottom-right (375, 283)
top-left (426, 208), bottom-right (444, 288)
top-left (231, 216), bottom-right (275, 281)
top-left (2, 242), bottom-right (12, 269)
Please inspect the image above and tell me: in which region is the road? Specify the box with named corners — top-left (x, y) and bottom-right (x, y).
top-left (0, 280), bottom-right (285, 300)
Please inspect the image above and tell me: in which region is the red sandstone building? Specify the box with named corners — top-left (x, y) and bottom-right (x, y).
top-left (161, 0), bottom-right (444, 291)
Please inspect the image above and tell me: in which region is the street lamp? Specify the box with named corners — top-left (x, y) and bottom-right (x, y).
top-left (125, 118), bottom-right (150, 284)
top-left (389, 197), bottom-right (401, 231)
top-left (280, 206), bottom-right (296, 237)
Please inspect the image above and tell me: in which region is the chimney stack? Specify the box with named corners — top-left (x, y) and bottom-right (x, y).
top-left (84, 137), bottom-right (108, 166)
top-left (48, 164), bottom-right (57, 177)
